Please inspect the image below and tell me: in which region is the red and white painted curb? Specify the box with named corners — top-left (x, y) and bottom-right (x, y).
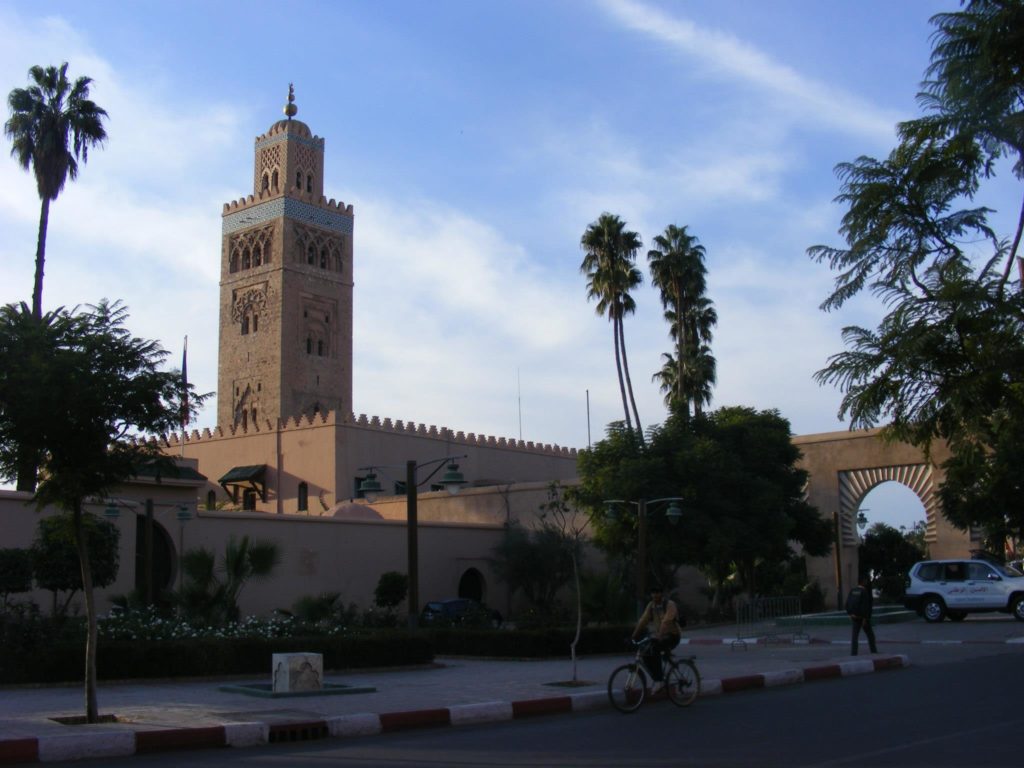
top-left (0, 655), bottom-right (909, 764)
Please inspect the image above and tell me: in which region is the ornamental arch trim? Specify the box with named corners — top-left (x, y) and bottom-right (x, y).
top-left (837, 464), bottom-right (938, 546)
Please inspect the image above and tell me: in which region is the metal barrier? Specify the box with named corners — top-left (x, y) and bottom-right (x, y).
top-left (732, 596), bottom-right (807, 650)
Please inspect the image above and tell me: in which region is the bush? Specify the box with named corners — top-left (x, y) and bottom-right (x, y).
top-left (31, 512), bottom-right (120, 616)
top-left (0, 548), bottom-right (33, 608)
top-left (425, 624), bottom-right (632, 658)
top-left (0, 623), bottom-right (433, 685)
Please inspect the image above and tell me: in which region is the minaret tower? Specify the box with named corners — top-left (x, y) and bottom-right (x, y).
top-left (217, 87), bottom-right (354, 429)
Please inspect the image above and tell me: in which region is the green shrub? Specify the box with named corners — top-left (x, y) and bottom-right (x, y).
top-left (0, 548), bottom-right (33, 608)
top-left (0, 630), bottom-right (433, 684)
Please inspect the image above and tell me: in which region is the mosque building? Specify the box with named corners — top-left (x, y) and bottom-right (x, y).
top-left (167, 89), bottom-right (579, 519)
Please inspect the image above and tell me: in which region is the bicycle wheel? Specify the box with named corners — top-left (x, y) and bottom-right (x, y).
top-left (607, 663), bottom-right (647, 713)
top-left (666, 659), bottom-right (700, 707)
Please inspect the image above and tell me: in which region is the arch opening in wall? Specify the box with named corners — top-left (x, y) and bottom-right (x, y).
top-left (838, 464), bottom-right (938, 549)
top-left (134, 515), bottom-right (174, 598)
top-left (458, 567), bottom-right (485, 603)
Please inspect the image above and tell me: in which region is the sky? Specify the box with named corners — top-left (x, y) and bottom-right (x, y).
top-left (3, 0), bottom-right (1006, 531)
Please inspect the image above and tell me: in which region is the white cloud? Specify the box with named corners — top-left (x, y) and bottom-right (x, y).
top-left (598, 0), bottom-right (900, 142)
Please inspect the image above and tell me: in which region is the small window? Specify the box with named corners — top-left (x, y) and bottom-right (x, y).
top-left (271, 169), bottom-right (279, 189)
top-left (252, 314), bottom-right (258, 333)
top-left (296, 171), bottom-right (302, 188)
top-left (253, 246), bottom-right (262, 267)
top-left (298, 482), bottom-right (309, 512)
top-left (206, 490), bottom-right (216, 510)
top-left (261, 173), bottom-right (269, 192)
top-left (306, 336), bottom-right (312, 354)
top-left (242, 249), bottom-right (251, 270)
top-left (967, 562), bottom-right (995, 581)
top-left (241, 410), bottom-right (248, 430)
top-left (229, 254), bottom-right (239, 273)
top-left (307, 174), bottom-right (313, 193)
top-left (307, 244), bottom-right (315, 265)
top-left (241, 316), bottom-right (250, 335)
top-left (916, 562), bottom-right (941, 582)
top-left (317, 339), bottom-right (324, 357)
top-left (944, 562), bottom-right (966, 581)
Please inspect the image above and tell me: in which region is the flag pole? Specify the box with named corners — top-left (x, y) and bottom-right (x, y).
top-left (181, 336), bottom-right (188, 458)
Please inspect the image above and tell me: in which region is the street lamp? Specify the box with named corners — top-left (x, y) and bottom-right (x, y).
top-left (603, 497), bottom-right (684, 614)
top-left (360, 455), bottom-right (468, 627)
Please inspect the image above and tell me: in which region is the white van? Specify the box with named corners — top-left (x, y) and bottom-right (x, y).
top-left (903, 559), bottom-right (1024, 622)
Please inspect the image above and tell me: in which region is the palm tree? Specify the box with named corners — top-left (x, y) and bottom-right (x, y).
top-left (648, 225), bottom-right (717, 418)
top-left (581, 214), bottom-right (645, 442)
top-left (5, 63), bottom-right (108, 319)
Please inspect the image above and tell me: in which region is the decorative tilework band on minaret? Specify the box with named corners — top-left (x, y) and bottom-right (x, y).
top-left (216, 90), bottom-right (354, 430)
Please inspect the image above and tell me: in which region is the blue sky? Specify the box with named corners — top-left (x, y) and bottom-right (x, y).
top-left (4, 0), bottom-right (995, 530)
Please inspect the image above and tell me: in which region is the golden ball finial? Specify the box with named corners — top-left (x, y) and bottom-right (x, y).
top-left (284, 83), bottom-right (298, 119)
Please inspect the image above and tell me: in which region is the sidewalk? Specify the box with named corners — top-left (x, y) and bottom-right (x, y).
top-left (0, 624), bottom-right (915, 764)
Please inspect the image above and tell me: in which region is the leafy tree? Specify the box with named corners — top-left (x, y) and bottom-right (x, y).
top-left (176, 535), bottom-right (281, 625)
top-left (648, 225), bottom-right (718, 418)
top-left (4, 63), bottom-right (108, 321)
top-left (0, 299), bottom-right (206, 723)
top-left (576, 408), bottom-right (832, 611)
top-left (374, 571), bottom-right (409, 611)
top-left (580, 213), bottom-right (645, 443)
top-left (0, 548), bottom-right (33, 610)
top-left (859, 522), bottom-right (926, 602)
top-left (808, 1), bottom-right (1024, 547)
top-left (491, 518), bottom-right (577, 621)
top-left (31, 513), bottom-right (119, 617)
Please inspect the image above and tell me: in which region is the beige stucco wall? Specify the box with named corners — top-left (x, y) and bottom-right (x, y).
top-left (169, 410), bottom-right (578, 517)
top-left (0, 475), bottom-right (585, 620)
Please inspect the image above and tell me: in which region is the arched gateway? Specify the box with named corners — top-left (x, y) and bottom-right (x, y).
top-left (794, 428), bottom-right (978, 608)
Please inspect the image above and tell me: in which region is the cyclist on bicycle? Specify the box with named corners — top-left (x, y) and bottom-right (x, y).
top-left (631, 585), bottom-right (682, 690)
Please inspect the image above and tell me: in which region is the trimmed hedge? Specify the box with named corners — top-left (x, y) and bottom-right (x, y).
top-left (0, 624), bottom-right (634, 684)
top-left (425, 624), bottom-right (633, 657)
top-left (0, 632), bottom-right (434, 685)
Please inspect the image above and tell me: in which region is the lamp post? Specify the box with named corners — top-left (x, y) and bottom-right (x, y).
top-left (604, 497), bottom-right (684, 614)
top-left (360, 455), bottom-right (467, 627)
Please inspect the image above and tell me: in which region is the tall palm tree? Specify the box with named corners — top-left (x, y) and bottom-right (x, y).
top-left (580, 213), bottom-right (645, 442)
top-left (648, 225), bottom-right (717, 418)
top-left (5, 62), bottom-right (108, 319)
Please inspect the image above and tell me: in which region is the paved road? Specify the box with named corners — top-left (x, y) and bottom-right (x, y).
top-left (6, 614), bottom-right (1022, 765)
top-left (47, 648), bottom-right (1022, 767)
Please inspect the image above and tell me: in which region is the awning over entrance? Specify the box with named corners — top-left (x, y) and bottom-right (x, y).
top-left (218, 465), bottom-right (267, 503)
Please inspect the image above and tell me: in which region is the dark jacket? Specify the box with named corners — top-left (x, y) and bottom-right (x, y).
top-left (845, 585), bottom-right (873, 619)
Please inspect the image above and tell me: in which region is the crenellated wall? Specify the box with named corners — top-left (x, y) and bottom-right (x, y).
top-left (165, 408), bottom-right (576, 458)
top-left (161, 408), bottom-right (578, 517)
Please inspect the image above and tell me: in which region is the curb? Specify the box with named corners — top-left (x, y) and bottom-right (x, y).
top-left (0, 655), bottom-right (909, 764)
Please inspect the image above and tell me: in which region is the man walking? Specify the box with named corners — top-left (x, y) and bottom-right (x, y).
top-left (846, 575), bottom-right (878, 655)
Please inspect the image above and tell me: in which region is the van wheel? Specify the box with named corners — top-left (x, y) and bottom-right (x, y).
top-left (948, 611), bottom-right (967, 622)
top-left (1012, 596), bottom-right (1024, 622)
top-left (923, 596), bottom-right (946, 623)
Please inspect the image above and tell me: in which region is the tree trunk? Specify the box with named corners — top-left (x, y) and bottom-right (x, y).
top-left (569, 552), bottom-right (581, 683)
top-left (617, 315), bottom-right (645, 446)
top-left (72, 501), bottom-right (100, 723)
top-left (32, 197), bottom-right (50, 321)
top-left (15, 451), bottom-right (37, 493)
top-left (612, 315), bottom-right (632, 432)
top-left (675, 283), bottom-right (688, 417)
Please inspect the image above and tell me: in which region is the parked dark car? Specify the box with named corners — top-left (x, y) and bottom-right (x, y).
top-left (420, 598), bottom-right (502, 628)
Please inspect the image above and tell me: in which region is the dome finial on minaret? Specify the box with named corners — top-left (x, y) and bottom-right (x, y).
top-left (284, 84), bottom-right (298, 120)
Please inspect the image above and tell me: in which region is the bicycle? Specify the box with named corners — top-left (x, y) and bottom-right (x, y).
top-left (607, 636), bottom-right (701, 713)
